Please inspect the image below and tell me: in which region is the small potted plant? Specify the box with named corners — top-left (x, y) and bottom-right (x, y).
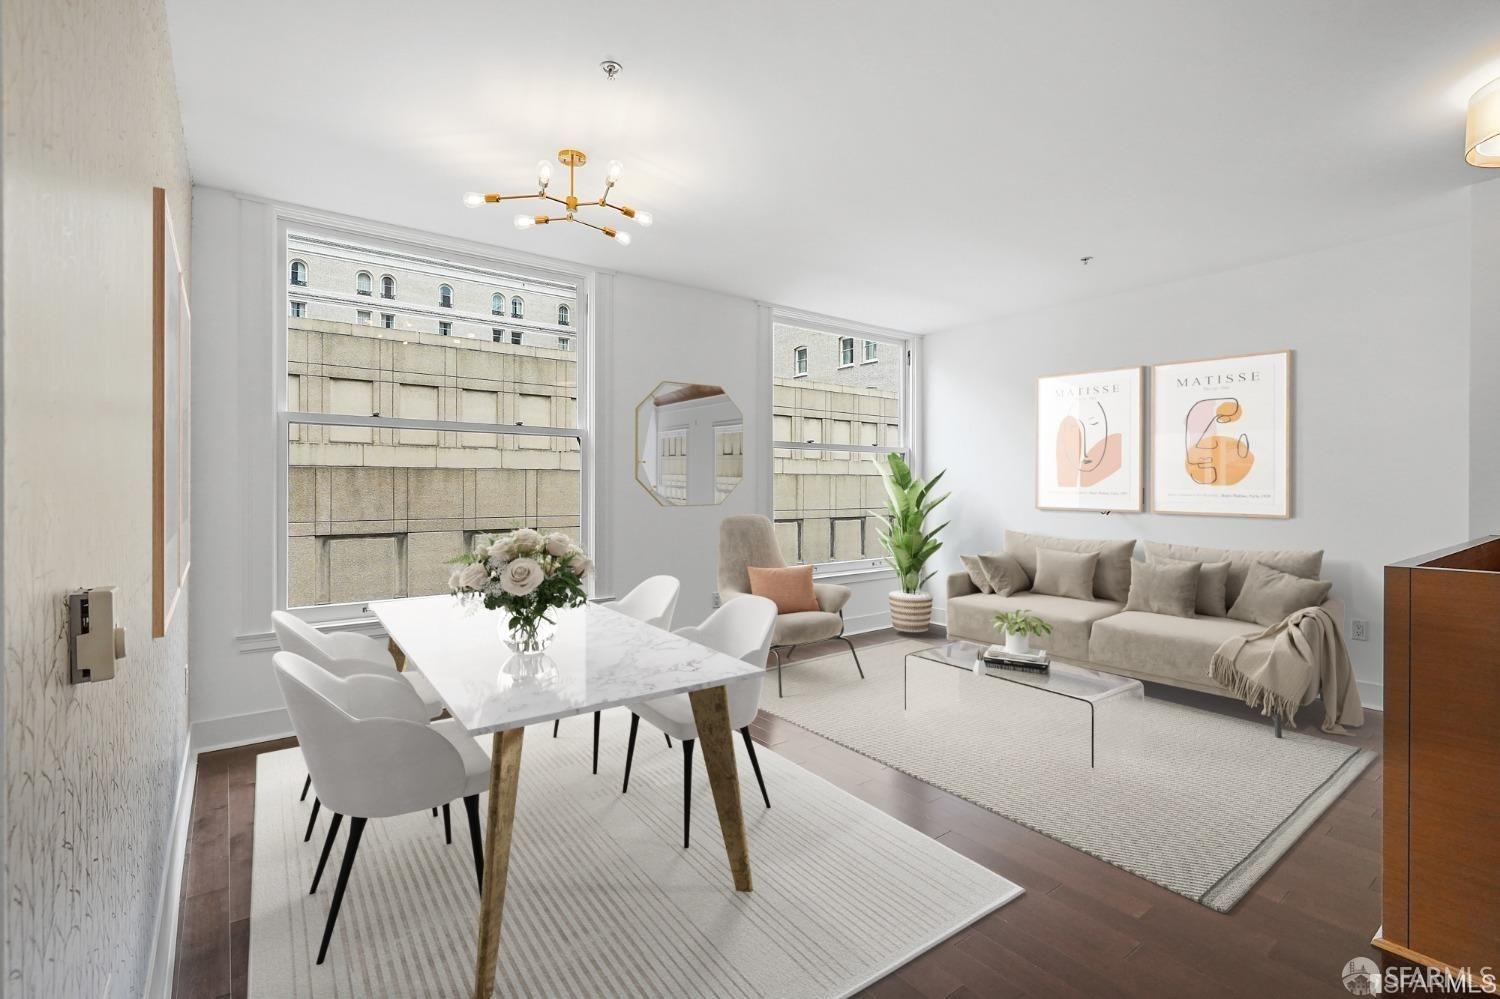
top-left (993, 610), bottom-right (1052, 655)
top-left (873, 453), bottom-right (949, 634)
top-left (449, 528), bottom-right (592, 672)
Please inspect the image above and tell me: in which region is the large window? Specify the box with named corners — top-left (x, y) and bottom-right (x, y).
top-left (772, 318), bottom-right (908, 570)
top-left (283, 228), bottom-right (586, 614)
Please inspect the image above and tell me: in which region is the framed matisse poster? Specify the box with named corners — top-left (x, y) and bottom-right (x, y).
top-left (1036, 366), bottom-right (1144, 512)
top-left (1150, 350), bottom-right (1291, 518)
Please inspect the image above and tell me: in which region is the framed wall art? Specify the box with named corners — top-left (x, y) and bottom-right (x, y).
top-left (1036, 366), bottom-right (1144, 512)
top-left (1150, 350), bottom-right (1291, 518)
top-left (153, 187), bottom-right (191, 636)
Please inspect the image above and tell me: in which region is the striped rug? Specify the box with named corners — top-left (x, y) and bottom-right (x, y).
top-left (249, 710), bottom-right (1022, 998)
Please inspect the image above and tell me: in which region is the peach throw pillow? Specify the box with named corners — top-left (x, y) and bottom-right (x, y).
top-left (747, 565), bottom-right (820, 614)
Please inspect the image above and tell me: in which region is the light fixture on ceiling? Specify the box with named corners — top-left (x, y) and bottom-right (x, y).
top-left (1466, 77), bottom-right (1500, 167)
top-left (464, 148), bottom-right (652, 245)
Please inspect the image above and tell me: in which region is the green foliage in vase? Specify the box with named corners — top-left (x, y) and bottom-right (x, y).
top-left (993, 610), bottom-right (1053, 638)
top-left (872, 453), bottom-right (950, 595)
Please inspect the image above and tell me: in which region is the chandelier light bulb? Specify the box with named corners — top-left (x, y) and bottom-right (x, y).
top-left (607, 160), bottom-right (624, 182)
top-left (633, 210), bottom-right (653, 227)
top-left (536, 160), bottom-right (552, 186)
top-left (513, 214), bottom-right (536, 230)
top-left (614, 229), bottom-right (632, 245)
top-left (462, 192), bottom-right (486, 208)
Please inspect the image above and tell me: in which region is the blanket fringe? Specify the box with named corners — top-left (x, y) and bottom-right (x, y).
top-left (1210, 652), bottom-right (1299, 729)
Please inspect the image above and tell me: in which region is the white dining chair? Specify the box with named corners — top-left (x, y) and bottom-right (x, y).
top-left (273, 651), bottom-right (492, 965)
top-left (272, 611), bottom-right (446, 808)
top-left (621, 595), bottom-right (777, 848)
top-left (551, 575), bottom-right (681, 772)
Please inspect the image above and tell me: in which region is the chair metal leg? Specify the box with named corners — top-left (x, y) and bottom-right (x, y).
top-left (1274, 714), bottom-right (1283, 738)
top-left (740, 727), bottom-right (769, 808)
top-left (838, 635), bottom-right (865, 679)
top-left (317, 816), bottom-right (366, 965)
top-left (304, 797), bottom-right (321, 842)
top-left (665, 733), bottom-right (672, 749)
top-left (462, 794), bottom-right (484, 893)
top-left (592, 711), bottom-right (602, 775)
top-left (442, 802), bottom-right (452, 844)
top-left (682, 738), bottom-right (696, 849)
top-left (310, 812), bottom-right (343, 893)
top-left (784, 644), bottom-right (798, 662)
top-left (622, 713), bottom-right (640, 794)
top-left (300, 774), bottom-right (312, 802)
top-left (552, 718), bottom-right (559, 738)
top-left (431, 806), bottom-right (438, 817)
top-left (773, 647), bottom-right (784, 698)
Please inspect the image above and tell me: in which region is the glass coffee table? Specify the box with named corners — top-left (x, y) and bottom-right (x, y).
top-left (904, 640), bottom-right (1144, 767)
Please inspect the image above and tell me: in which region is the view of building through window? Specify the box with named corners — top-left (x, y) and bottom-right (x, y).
top-left (285, 232), bottom-right (582, 608)
top-left (771, 321), bottom-right (904, 567)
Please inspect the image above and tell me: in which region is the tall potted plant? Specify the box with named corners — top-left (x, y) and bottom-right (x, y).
top-left (873, 453), bottom-right (949, 633)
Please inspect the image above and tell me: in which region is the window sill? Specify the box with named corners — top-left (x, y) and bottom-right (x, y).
top-left (812, 564), bottom-right (895, 584)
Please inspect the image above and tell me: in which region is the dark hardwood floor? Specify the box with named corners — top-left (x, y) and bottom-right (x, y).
top-left (174, 628), bottom-right (1387, 998)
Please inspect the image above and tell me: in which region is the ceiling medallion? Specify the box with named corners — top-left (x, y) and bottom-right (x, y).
top-left (464, 148), bottom-right (652, 245)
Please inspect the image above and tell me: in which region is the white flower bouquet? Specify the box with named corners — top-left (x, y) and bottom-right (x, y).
top-left (449, 528), bottom-right (592, 653)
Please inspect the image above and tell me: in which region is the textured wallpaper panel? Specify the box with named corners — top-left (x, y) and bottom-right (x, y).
top-left (3, 0), bottom-right (193, 995)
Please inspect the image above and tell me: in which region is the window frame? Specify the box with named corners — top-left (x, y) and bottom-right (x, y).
top-left (511, 296), bottom-right (524, 319)
top-left (355, 270), bottom-right (373, 296)
top-left (793, 345), bottom-right (808, 377)
top-left (381, 312), bottom-right (395, 329)
top-left (862, 339), bottom-right (878, 363)
top-left (437, 319), bottom-right (452, 336)
top-left (438, 283), bottom-right (454, 308)
top-left (767, 308), bottom-right (916, 576)
top-left (381, 274), bottom-right (396, 299)
top-left (558, 304), bottom-right (570, 327)
top-left (491, 292), bottom-right (504, 316)
top-left (290, 259), bottom-right (308, 286)
top-left (277, 216), bottom-right (595, 624)
top-left (838, 336), bottom-right (856, 368)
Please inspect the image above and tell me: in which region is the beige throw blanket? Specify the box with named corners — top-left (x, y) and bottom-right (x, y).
top-left (1210, 606), bottom-right (1365, 734)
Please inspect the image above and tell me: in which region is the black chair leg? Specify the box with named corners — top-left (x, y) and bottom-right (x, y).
top-left (304, 797), bottom-right (321, 842)
top-left (317, 816), bottom-right (366, 965)
top-left (310, 813), bottom-right (343, 893)
top-left (622, 713), bottom-right (640, 793)
top-left (552, 718), bottom-right (559, 738)
top-left (682, 739), bottom-right (695, 849)
top-left (741, 727), bottom-right (770, 808)
top-left (442, 802), bottom-right (452, 844)
top-left (431, 806), bottom-right (437, 817)
top-left (839, 636), bottom-right (865, 679)
top-left (301, 774), bottom-right (312, 802)
top-left (665, 733), bottom-right (672, 748)
top-left (463, 794), bottom-right (484, 893)
top-left (592, 711), bottom-right (601, 775)
top-left (774, 647), bottom-right (784, 698)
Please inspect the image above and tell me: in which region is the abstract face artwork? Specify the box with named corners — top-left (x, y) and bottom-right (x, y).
top-left (1037, 367), bottom-right (1143, 512)
top-left (1151, 351), bottom-right (1290, 518)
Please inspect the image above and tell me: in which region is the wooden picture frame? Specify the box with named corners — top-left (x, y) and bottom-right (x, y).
top-left (1035, 366), bottom-right (1144, 513)
top-left (153, 187), bottom-right (191, 636)
top-left (1149, 350), bottom-right (1291, 519)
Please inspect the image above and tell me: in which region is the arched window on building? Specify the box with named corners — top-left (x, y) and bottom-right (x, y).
top-left (381, 274), bottom-right (396, 299)
top-left (439, 284), bottom-right (454, 308)
top-left (558, 304), bottom-right (570, 327)
top-left (511, 296), bottom-right (524, 319)
top-left (290, 260), bottom-right (308, 286)
top-left (492, 293), bottom-right (504, 316)
top-left (356, 271), bottom-right (373, 296)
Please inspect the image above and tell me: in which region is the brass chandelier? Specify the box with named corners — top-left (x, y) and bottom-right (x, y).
top-left (464, 148), bottom-right (652, 245)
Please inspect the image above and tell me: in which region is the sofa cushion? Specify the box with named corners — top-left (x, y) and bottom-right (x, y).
top-left (1151, 555), bottom-right (1231, 617)
top-left (1227, 561), bottom-right (1334, 627)
top-left (946, 591), bottom-right (1123, 660)
top-left (1089, 611), bottom-right (1262, 686)
top-left (773, 610), bottom-right (844, 646)
top-left (1144, 541), bottom-right (1323, 605)
top-left (1123, 559), bottom-right (1200, 618)
top-left (1033, 548), bottom-right (1098, 601)
top-left (959, 555), bottom-right (995, 594)
top-left (977, 552), bottom-right (1029, 596)
top-left (1004, 530), bottom-right (1136, 602)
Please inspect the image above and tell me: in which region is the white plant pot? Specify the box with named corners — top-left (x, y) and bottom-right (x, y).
top-left (1004, 630), bottom-right (1030, 655)
top-left (889, 591), bottom-right (933, 634)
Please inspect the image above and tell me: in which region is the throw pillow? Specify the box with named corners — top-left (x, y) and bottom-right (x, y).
top-left (1150, 555), bottom-right (1231, 617)
top-left (977, 552), bottom-right (1029, 596)
top-left (1003, 530), bottom-right (1136, 602)
top-left (1123, 559), bottom-right (1201, 618)
top-left (1143, 541), bottom-right (1323, 606)
top-left (959, 554), bottom-right (994, 594)
top-left (747, 565), bottom-right (820, 614)
top-left (1227, 561), bottom-right (1333, 627)
top-left (1032, 548), bottom-right (1098, 601)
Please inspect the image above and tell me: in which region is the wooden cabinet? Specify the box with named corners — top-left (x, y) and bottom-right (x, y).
top-left (1380, 538), bottom-right (1500, 973)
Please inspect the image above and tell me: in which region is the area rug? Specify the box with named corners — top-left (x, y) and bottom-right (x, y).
top-left (762, 638), bottom-right (1375, 912)
top-left (248, 711), bottom-right (1022, 998)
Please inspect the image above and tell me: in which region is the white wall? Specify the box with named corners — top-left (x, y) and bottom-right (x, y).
top-left (3, 0), bottom-right (193, 994)
top-left (924, 222), bottom-right (1473, 707)
top-left (1470, 178), bottom-right (1500, 537)
top-left (188, 193), bottom-right (898, 745)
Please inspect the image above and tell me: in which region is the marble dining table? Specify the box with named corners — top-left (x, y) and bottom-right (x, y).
top-left (368, 594), bottom-right (762, 999)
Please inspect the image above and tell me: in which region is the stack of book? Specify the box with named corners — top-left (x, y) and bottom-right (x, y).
top-left (982, 644), bottom-right (1051, 674)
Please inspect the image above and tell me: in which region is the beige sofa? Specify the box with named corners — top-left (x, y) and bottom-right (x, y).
top-left (945, 533), bottom-right (1342, 700)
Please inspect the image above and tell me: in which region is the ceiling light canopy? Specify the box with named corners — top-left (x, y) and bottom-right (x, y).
top-left (464, 148), bottom-right (652, 245)
top-left (1466, 78), bottom-right (1500, 167)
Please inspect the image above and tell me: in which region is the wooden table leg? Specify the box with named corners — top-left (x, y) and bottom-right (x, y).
top-left (688, 685), bottom-right (753, 892)
top-left (387, 637), bottom-right (407, 672)
top-left (472, 727), bottom-right (524, 998)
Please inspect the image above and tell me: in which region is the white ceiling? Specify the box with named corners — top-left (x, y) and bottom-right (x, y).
top-left (167, 0), bottom-right (1500, 334)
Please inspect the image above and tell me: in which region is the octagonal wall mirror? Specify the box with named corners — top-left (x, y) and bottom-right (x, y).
top-left (635, 381), bottom-right (744, 506)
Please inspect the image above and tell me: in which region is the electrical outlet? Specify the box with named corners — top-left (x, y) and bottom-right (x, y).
top-left (1351, 619), bottom-right (1369, 641)
top-left (711, 591), bottom-right (722, 608)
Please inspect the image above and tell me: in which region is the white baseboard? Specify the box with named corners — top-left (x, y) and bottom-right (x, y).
top-left (143, 731), bottom-right (198, 999)
top-left (1356, 680), bottom-right (1384, 712)
top-left (192, 705), bottom-right (294, 753)
top-left (842, 609), bottom-right (892, 635)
